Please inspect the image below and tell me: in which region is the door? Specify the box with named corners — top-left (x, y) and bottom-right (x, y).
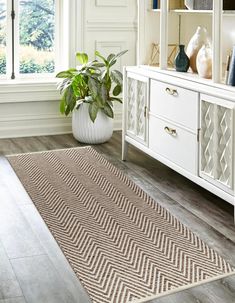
top-left (200, 94), bottom-right (235, 194)
top-left (125, 72), bottom-right (149, 145)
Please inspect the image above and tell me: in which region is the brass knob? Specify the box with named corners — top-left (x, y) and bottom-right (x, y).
top-left (164, 126), bottom-right (177, 136)
top-left (165, 87), bottom-right (178, 96)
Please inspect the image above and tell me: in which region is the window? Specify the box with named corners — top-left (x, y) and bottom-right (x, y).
top-left (0, 0), bottom-right (6, 76)
top-left (0, 0), bottom-right (65, 79)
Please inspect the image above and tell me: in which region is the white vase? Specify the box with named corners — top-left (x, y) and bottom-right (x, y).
top-left (72, 103), bottom-right (113, 144)
top-left (186, 27), bottom-right (209, 73)
top-left (196, 44), bottom-right (212, 79)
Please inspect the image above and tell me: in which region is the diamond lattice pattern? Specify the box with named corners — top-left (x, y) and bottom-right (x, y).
top-left (136, 81), bottom-right (146, 139)
top-left (216, 106), bottom-right (232, 186)
top-left (201, 101), bottom-right (233, 189)
top-left (127, 77), bottom-right (147, 142)
top-left (127, 78), bottom-right (136, 133)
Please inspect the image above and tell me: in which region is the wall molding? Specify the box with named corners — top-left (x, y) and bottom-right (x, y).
top-left (95, 0), bottom-right (128, 7)
top-left (86, 21), bottom-right (137, 31)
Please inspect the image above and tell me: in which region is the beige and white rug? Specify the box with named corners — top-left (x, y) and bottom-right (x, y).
top-left (7, 147), bottom-right (235, 303)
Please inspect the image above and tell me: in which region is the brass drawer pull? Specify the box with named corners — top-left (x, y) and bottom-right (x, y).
top-left (164, 126), bottom-right (177, 136)
top-left (165, 87), bottom-right (178, 96)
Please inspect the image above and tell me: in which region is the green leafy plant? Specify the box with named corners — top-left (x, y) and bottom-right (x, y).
top-left (56, 50), bottom-right (127, 122)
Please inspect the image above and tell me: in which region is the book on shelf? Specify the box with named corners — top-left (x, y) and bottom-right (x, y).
top-left (153, 0), bottom-right (185, 10)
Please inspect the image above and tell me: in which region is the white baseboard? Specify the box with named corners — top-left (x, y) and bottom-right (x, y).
top-left (0, 113), bottom-right (122, 139)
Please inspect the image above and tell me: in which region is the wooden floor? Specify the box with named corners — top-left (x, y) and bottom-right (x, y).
top-left (0, 132), bottom-right (235, 303)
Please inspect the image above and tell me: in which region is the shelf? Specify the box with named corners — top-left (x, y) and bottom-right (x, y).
top-left (172, 9), bottom-right (212, 14)
top-left (149, 9), bottom-right (235, 16)
top-left (148, 9), bottom-right (160, 13)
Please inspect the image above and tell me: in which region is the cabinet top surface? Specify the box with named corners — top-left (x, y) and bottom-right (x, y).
top-left (126, 66), bottom-right (235, 103)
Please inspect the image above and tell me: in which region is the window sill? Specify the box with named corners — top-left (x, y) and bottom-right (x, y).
top-left (0, 77), bottom-right (59, 87)
top-left (0, 77), bottom-right (61, 103)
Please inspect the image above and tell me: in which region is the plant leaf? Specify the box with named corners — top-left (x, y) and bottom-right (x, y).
top-left (88, 78), bottom-right (99, 98)
top-left (75, 99), bottom-right (85, 109)
top-left (56, 71), bottom-right (73, 79)
top-left (100, 83), bottom-right (108, 105)
top-left (91, 62), bottom-right (106, 68)
top-left (103, 103), bottom-right (114, 118)
top-left (101, 70), bottom-right (107, 80)
top-left (113, 85), bottom-right (122, 96)
top-left (57, 78), bottom-right (71, 94)
top-left (107, 53), bottom-right (115, 63)
top-left (109, 60), bottom-right (117, 68)
top-left (76, 52), bottom-right (88, 64)
top-left (110, 97), bottom-right (123, 103)
top-left (111, 70), bottom-right (123, 85)
top-left (107, 100), bottom-right (113, 107)
top-left (65, 106), bottom-right (71, 116)
top-left (89, 102), bottom-right (99, 122)
top-left (110, 50), bottom-right (128, 64)
top-left (85, 96), bottom-right (93, 103)
top-left (60, 98), bottom-right (66, 114)
top-left (95, 50), bottom-right (108, 65)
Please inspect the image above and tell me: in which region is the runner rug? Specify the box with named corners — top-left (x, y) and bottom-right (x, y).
top-left (7, 147), bottom-right (234, 303)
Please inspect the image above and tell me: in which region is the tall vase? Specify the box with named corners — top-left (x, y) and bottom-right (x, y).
top-left (153, 0), bottom-right (158, 9)
top-left (186, 27), bottom-right (208, 73)
top-left (174, 45), bottom-right (190, 72)
top-left (227, 46), bottom-right (235, 86)
top-left (196, 44), bottom-right (212, 79)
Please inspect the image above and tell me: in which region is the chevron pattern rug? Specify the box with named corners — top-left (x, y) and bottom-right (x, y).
top-left (7, 147), bottom-right (234, 303)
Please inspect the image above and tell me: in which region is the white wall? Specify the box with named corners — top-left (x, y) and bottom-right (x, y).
top-left (0, 0), bottom-right (137, 139)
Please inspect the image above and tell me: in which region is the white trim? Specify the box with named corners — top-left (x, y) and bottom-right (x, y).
top-left (212, 0), bottom-right (223, 83)
top-left (0, 117), bottom-right (122, 139)
top-left (95, 0), bottom-right (127, 7)
top-left (75, 0), bottom-right (84, 53)
top-left (86, 21), bottom-right (137, 31)
top-left (160, 0), bottom-right (168, 69)
top-left (6, 0), bottom-right (12, 78)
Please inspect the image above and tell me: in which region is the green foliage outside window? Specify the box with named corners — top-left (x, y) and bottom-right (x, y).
top-left (0, 0), bottom-right (55, 75)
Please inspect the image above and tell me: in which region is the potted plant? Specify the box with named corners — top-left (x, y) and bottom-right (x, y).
top-left (56, 50), bottom-right (127, 144)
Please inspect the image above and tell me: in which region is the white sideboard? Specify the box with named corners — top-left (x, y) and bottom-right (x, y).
top-left (122, 66), bottom-right (235, 206)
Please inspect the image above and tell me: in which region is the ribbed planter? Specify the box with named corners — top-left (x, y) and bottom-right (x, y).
top-left (72, 103), bottom-right (113, 144)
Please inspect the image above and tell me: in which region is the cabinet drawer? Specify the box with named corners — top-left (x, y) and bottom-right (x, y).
top-left (149, 115), bottom-right (198, 175)
top-left (150, 80), bottom-right (198, 132)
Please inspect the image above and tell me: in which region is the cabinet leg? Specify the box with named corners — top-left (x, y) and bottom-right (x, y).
top-left (122, 141), bottom-right (129, 161)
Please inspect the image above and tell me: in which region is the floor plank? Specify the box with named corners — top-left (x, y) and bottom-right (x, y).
top-left (0, 157), bottom-right (32, 207)
top-left (0, 242), bottom-right (23, 300)
top-left (0, 280), bottom-right (22, 301)
top-left (0, 184), bottom-right (44, 259)
top-left (11, 255), bottom-right (84, 303)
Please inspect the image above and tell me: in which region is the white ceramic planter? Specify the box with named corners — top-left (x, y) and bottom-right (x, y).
top-left (72, 103), bottom-right (113, 144)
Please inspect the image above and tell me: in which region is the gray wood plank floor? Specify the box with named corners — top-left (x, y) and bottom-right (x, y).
top-left (0, 132), bottom-right (234, 303)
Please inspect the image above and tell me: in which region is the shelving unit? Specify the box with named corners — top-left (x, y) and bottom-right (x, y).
top-left (138, 0), bottom-right (235, 86)
top-left (150, 9), bottom-right (235, 15)
top-left (123, 0), bottom-right (235, 208)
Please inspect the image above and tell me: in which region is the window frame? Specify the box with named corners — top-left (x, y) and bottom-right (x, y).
top-left (0, 0), bottom-right (69, 80)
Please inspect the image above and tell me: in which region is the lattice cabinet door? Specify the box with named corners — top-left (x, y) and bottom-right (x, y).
top-left (200, 95), bottom-right (235, 194)
top-left (125, 73), bottom-right (149, 145)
